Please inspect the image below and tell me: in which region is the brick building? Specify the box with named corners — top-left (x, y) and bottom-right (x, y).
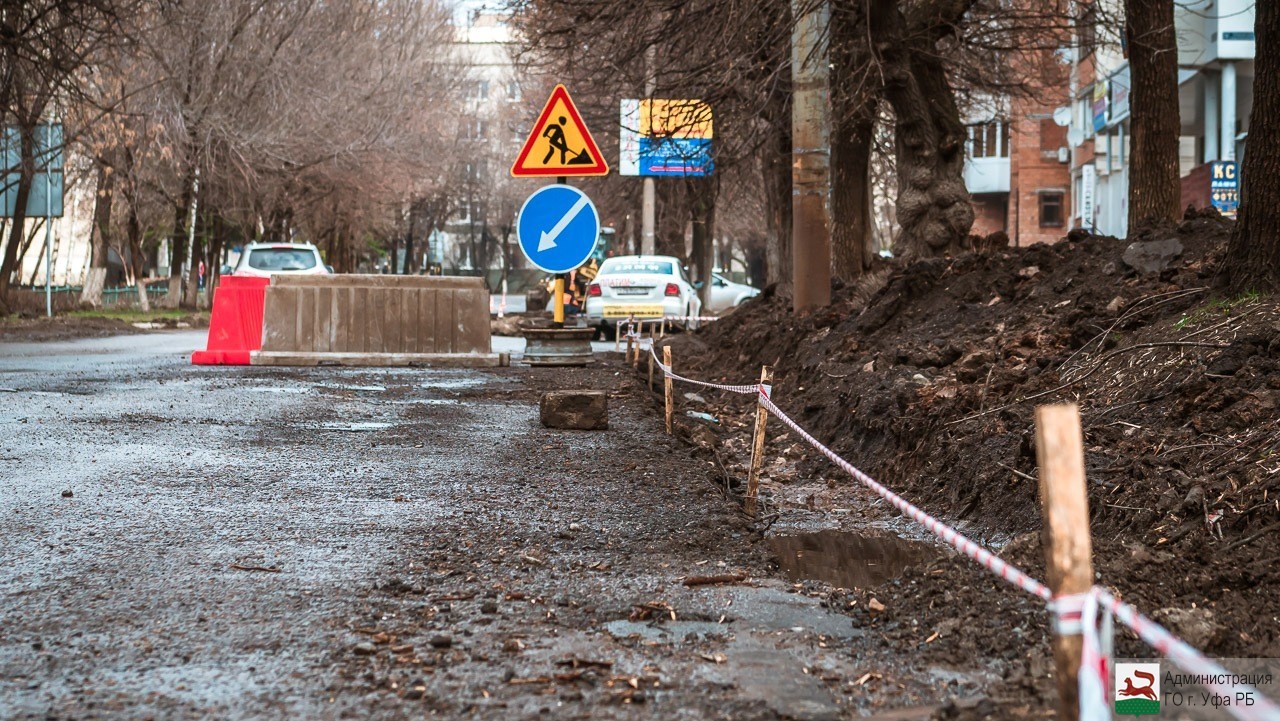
top-left (965, 86), bottom-right (1074, 246)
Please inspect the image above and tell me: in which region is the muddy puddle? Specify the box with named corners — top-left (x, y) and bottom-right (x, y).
top-left (769, 529), bottom-right (939, 589)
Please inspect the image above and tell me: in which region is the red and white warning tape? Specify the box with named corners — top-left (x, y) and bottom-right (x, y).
top-left (646, 345), bottom-right (1280, 721)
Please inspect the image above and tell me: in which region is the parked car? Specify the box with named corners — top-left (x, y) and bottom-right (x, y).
top-left (706, 273), bottom-right (760, 313)
top-left (584, 255), bottom-right (703, 337)
top-left (231, 242), bottom-right (330, 278)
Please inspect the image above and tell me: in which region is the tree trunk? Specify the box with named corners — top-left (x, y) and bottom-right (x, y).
top-left (79, 165), bottom-right (115, 309)
top-left (0, 125), bottom-right (35, 315)
top-left (1222, 0), bottom-right (1280, 293)
top-left (127, 203), bottom-right (150, 313)
top-left (830, 0), bottom-right (875, 282)
top-left (872, 0), bottom-right (974, 259)
top-left (745, 240), bottom-right (768, 289)
top-left (689, 179), bottom-right (717, 310)
top-left (831, 109), bottom-right (876, 281)
top-left (403, 206), bottom-right (416, 274)
top-left (1125, 0), bottom-right (1181, 228)
top-left (184, 212), bottom-right (205, 308)
top-left (165, 173), bottom-right (194, 309)
top-left (763, 91), bottom-right (793, 288)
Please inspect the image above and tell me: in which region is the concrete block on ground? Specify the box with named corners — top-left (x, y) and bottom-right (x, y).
top-left (540, 390), bottom-right (608, 430)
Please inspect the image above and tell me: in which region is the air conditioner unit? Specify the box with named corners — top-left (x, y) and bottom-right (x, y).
top-left (1057, 147), bottom-right (1069, 163)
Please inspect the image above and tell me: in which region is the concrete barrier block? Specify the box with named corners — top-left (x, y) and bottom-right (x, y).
top-left (540, 391), bottom-right (609, 431)
top-left (258, 274), bottom-right (492, 365)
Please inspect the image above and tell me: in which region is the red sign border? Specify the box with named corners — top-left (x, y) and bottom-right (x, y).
top-left (510, 84), bottom-right (610, 177)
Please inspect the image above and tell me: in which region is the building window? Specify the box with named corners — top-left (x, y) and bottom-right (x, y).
top-left (1040, 192), bottom-right (1065, 227)
top-left (968, 122), bottom-right (1009, 158)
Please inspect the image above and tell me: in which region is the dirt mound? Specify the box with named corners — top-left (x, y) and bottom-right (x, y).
top-left (656, 209), bottom-right (1280, 703)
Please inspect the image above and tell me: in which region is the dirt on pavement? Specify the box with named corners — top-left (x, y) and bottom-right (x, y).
top-left (1, 337), bottom-right (997, 720)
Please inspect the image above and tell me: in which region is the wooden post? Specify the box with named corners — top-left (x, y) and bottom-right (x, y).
top-left (614, 322), bottom-right (621, 352)
top-left (663, 346), bottom-right (674, 434)
top-left (647, 328), bottom-right (655, 390)
top-left (625, 325), bottom-right (634, 364)
top-left (1034, 403), bottom-right (1093, 721)
top-left (746, 366), bottom-right (773, 516)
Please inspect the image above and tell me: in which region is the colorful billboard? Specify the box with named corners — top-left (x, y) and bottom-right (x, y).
top-left (620, 99), bottom-right (713, 177)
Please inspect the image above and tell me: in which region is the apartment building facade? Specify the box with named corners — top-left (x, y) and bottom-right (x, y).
top-left (1067, 0), bottom-right (1255, 238)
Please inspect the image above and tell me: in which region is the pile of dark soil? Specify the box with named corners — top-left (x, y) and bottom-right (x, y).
top-left (655, 209), bottom-right (1280, 709)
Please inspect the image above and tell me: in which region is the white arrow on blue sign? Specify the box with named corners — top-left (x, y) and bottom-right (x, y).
top-left (516, 184), bottom-right (600, 274)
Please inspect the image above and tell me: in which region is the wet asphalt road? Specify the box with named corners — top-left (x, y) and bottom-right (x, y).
top-left (0, 331), bottom-right (975, 719)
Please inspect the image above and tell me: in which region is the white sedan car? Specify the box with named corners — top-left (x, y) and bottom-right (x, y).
top-left (585, 255), bottom-right (703, 335)
top-left (707, 273), bottom-right (760, 313)
top-left (231, 242), bottom-right (330, 278)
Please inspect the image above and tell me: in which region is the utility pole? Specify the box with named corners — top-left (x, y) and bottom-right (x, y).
top-left (790, 0), bottom-right (831, 312)
top-left (641, 43), bottom-right (657, 256)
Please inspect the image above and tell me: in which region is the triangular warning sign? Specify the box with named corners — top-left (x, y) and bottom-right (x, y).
top-left (511, 85), bottom-right (609, 177)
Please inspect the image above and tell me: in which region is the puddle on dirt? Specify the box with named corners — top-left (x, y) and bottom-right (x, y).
top-left (317, 421), bottom-right (394, 432)
top-left (312, 382), bottom-right (387, 393)
top-left (769, 530), bottom-right (939, 589)
top-left (418, 377), bottom-right (485, 390)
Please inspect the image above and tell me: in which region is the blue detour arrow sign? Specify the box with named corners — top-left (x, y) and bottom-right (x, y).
top-left (517, 184), bottom-right (600, 273)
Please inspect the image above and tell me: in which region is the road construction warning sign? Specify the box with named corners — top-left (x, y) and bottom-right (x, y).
top-left (511, 85), bottom-right (609, 177)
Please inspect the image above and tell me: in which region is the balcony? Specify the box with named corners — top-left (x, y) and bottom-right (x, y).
top-left (964, 157), bottom-right (1011, 195)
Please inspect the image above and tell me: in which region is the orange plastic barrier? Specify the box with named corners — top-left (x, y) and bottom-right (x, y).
top-left (191, 275), bottom-right (270, 365)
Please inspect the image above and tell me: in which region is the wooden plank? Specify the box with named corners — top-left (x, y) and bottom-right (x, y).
top-left (1034, 403), bottom-right (1093, 721)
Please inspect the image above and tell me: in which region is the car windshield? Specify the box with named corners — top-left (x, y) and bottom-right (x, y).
top-left (600, 261), bottom-right (673, 276)
top-left (246, 248), bottom-right (317, 271)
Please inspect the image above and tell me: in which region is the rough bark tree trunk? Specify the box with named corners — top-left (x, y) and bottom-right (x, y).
top-left (127, 203), bottom-right (150, 313)
top-left (0, 126), bottom-right (35, 315)
top-left (830, 0), bottom-right (876, 281)
top-left (689, 178), bottom-right (717, 311)
top-left (1222, 0), bottom-right (1280, 293)
top-left (165, 187), bottom-right (191, 309)
top-left (831, 108), bottom-right (876, 281)
top-left (1125, 0), bottom-right (1181, 228)
top-left (79, 165), bottom-right (115, 309)
top-left (763, 91), bottom-right (793, 289)
top-left (872, 0), bottom-right (974, 259)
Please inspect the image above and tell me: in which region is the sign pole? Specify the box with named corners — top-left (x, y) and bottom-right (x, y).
top-left (552, 175), bottom-right (568, 328)
top-left (44, 157), bottom-right (52, 317)
top-left (641, 45), bottom-right (656, 256)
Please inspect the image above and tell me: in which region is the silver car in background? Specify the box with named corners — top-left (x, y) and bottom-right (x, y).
top-left (585, 255), bottom-right (703, 336)
top-left (707, 273), bottom-right (760, 313)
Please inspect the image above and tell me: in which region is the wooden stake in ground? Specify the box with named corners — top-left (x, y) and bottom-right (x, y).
top-left (746, 365), bottom-right (773, 516)
top-left (663, 345), bottom-right (674, 435)
top-left (625, 326), bottom-right (635, 364)
top-left (647, 328), bottom-right (655, 390)
top-left (1034, 403), bottom-right (1093, 721)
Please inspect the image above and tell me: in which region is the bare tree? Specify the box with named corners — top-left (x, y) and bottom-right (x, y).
top-left (1222, 0), bottom-right (1280, 293)
top-left (1125, 0), bottom-right (1181, 227)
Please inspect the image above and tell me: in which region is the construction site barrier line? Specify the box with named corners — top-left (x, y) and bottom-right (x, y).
top-left (647, 344), bottom-right (1280, 721)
